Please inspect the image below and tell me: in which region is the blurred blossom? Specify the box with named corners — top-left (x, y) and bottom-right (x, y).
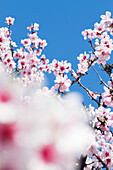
top-left (15, 90), bottom-right (94, 170)
top-left (0, 64), bottom-right (94, 170)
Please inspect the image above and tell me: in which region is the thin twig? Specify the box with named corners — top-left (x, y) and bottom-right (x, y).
top-left (101, 64), bottom-right (111, 76)
top-left (14, 71), bottom-right (21, 77)
top-left (8, 24), bottom-right (14, 58)
top-left (92, 66), bottom-right (109, 89)
top-left (86, 161), bottom-right (95, 166)
top-left (11, 68), bottom-right (20, 74)
top-left (71, 73), bottom-right (84, 86)
top-left (78, 80), bottom-right (100, 105)
top-left (88, 40), bottom-right (95, 52)
top-left (93, 153), bottom-right (109, 170)
top-left (70, 55), bottom-right (97, 86)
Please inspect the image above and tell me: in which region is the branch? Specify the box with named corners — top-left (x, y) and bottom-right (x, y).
top-left (92, 66), bottom-right (109, 89)
top-left (88, 40), bottom-right (95, 52)
top-left (11, 68), bottom-right (20, 75)
top-left (78, 80), bottom-right (100, 105)
top-left (101, 64), bottom-right (111, 76)
top-left (86, 161), bottom-right (94, 166)
top-left (70, 55), bottom-right (97, 86)
top-left (14, 71), bottom-right (21, 77)
top-left (76, 155), bottom-right (87, 170)
top-left (93, 153), bottom-right (109, 170)
top-left (8, 24), bottom-right (14, 58)
top-left (71, 73), bottom-right (84, 86)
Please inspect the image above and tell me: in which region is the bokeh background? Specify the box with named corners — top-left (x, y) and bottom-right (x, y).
top-left (0, 0), bottom-right (113, 106)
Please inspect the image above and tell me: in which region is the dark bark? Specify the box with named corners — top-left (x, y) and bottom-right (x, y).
top-left (76, 155), bottom-right (87, 170)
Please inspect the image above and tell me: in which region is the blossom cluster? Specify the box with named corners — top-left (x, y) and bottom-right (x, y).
top-left (0, 18), bottom-right (72, 92)
top-left (81, 11), bottom-right (113, 67)
top-left (85, 105), bottom-right (113, 169)
top-left (53, 11), bottom-right (113, 169)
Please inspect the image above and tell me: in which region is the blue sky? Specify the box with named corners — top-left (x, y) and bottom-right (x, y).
top-left (0, 0), bottom-right (113, 106)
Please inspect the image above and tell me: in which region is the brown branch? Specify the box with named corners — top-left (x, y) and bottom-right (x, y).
top-left (92, 66), bottom-right (109, 89)
top-left (8, 25), bottom-right (14, 58)
top-left (86, 161), bottom-right (94, 166)
top-left (88, 40), bottom-right (95, 52)
top-left (93, 153), bottom-right (109, 170)
top-left (14, 71), bottom-right (21, 77)
top-left (101, 64), bottom-right (111, 76)
top-left (70, 55), bottom-right (97, 86)
top-left (76, 155), bottom-right (87, 170)
top-left (71, 73), bottom-right (84, 86)
top-left (78, 80), bottom-right (100, 105)
top-left (11, 68), bottom-right (20, 74)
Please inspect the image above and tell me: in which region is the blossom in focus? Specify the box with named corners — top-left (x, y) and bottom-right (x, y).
top-left (100, 11), bottom-right (111, 20)
top-left (54, 74), bottom-right (71, 92)
top-left (82, 29), bottom-right (95, 40)
top-left (27, 23), bottom-right (39, 31)
top-left (34, 23), bottom-right (39, 31)
top-left (88, 90), bottom-right (100, 99)
top-left (102, 86), bottom-right (113, 107)
top-left (5, 17), bottom-right (15, 25)
top-left (77, 52), bottom-right (89, 74)
top-left (21, 39), bottom-right (31, 47)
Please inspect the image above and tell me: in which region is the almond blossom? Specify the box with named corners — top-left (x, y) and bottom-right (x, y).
top-left (54, 74), bottom-right (71, 92)
top-left (5, 16), bottom-right (15, 25)
top-left (101, 11), bottom-right (111, 20)
top-left (76, 52), bottom-right (91, 74)
top-left (50, 59), bottom-right (71, 76)
top-left (82, 29), bottom-right (95, 40)
top-left (101, 86), bottom-right (113, 107)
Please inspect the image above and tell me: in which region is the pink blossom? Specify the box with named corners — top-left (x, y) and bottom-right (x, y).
top-left (94, 22), bottom-right (105, 35)
top-left (28, 32), bottom-right (38, 42)
top-left (54, 75), bottom-right (71, 92)
top-left (0, 89), bottom-right (12, 103)
top-left (5, 17), bottom-right (15, 25)
top-left (0, 122), bottom-right (17, 144)
top-left (82, 29), bottom-right (95, 40)
top-left (77, 52), bottom-right (89, 62)
top-left (34, 23), bottom-right (39, 31)
top-left (88, 90), bottom-right (99, 99)
top-left (77, 52), bottom-right (89, 74)
top-left (21, 39), bottom-right (31, 47)
top-left (102, 86), bottom-right (113, 107)
top-left (27, 23), bottom-right (39, 31)
top-left (101, 11), bottom-right (111, 20)
top-left (39, 144), bottom-right (58, 163)
top-left (77, 61), bottom-right (89, 74)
